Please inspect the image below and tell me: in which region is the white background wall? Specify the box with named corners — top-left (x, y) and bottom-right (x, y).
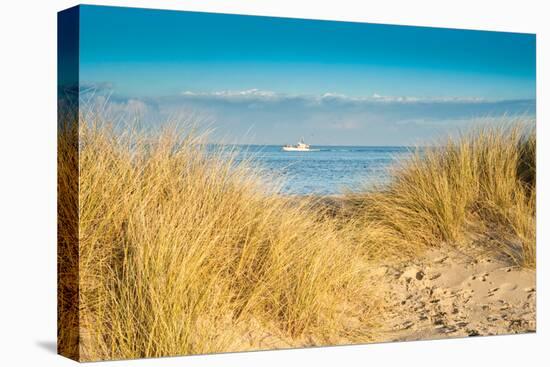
top-left (0, 1), bottom-right (547, 366)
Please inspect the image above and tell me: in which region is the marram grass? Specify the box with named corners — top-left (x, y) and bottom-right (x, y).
top-left (58, 116), bottom-right (535, 361)
top-left (346, 123), bottom-right (536, 268)
top-left (60, 118), bottom-right (380, 361)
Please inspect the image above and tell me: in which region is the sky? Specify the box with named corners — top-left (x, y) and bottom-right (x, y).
top-left (77, 5), bottom-right (536, 146)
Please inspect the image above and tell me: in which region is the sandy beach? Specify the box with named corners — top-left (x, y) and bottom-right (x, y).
top-left (374, 245), bottom-right (535, 341)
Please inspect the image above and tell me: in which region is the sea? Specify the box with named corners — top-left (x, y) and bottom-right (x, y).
top-left (231, 145), bottom-right (414, 195)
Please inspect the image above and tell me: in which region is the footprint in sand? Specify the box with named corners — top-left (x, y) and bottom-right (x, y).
top-left (500, 283), bottom-right (517, 291)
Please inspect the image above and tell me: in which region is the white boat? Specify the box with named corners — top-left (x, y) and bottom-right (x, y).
top-left (282, 138), bottom-right (320, 152)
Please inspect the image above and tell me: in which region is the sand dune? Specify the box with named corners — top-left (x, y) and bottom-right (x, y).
top-left (59, 122), bottom-right (535, 361)
top-left (370, 245), bottom-right (536, 341)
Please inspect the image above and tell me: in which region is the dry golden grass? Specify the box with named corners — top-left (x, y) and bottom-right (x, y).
top-left (59, 118), bottom-right (380, 361)
top-left (57, 116), bottom-right (80, 360)
top-left (58, 114), bottom-right (535, 361)
top-left (346, 123), bottom-right (536, 268)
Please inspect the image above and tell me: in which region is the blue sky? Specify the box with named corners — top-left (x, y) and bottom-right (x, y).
top-left (78, 5), bottom-right (536, 145)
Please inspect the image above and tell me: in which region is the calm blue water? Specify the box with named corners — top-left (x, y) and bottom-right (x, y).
top-left (232, 145), bottom-right (413, 195)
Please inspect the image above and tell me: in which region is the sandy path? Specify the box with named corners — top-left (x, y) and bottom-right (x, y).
top-left (370, 245), bottom-right (536, 341)
top-left (233, 244), bottom-right (536, 352)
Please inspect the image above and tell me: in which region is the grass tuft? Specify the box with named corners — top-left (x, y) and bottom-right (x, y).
top-left (347, 123), bottom-right (536, 268)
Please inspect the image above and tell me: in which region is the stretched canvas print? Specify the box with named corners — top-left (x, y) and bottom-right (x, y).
top-left (58, 5), bottom-right (536, 362)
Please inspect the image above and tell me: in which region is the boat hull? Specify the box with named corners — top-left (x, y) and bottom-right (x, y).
top-left (282, 147), bottom-right (320, 152)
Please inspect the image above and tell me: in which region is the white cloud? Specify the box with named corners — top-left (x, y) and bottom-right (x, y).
top-left (77, 85), bottom-right (536, 145)
top-left (179, 89), bottom-right (491, 105)
top-left (181, 88), bottom-right (280, 102)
